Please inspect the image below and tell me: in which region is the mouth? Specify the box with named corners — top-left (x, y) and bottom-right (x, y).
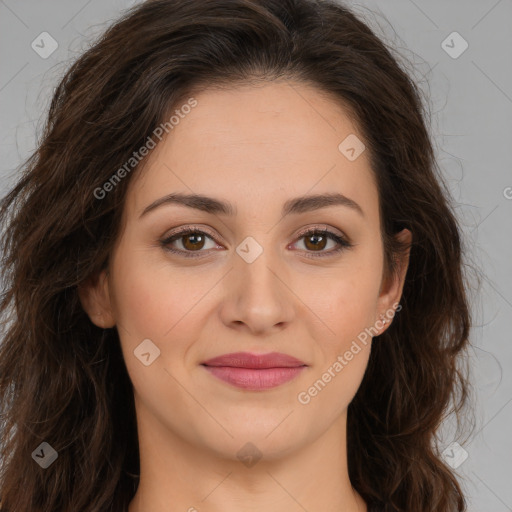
top-left (200, 351), bottom-right (308, 390)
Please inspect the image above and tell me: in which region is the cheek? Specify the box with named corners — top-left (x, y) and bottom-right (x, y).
top-left (311, 254), bottom-right (383, 350)
top-left (109, 245), bottom-right (220, 383)
top-left (297, 269), bottom-right (378, 419)
top-left (108, 250), bottom-right (200, 408)
top-left (110, 242), bottom-right (201, 338)
top-left (111, 267), bottom-right (172, 341)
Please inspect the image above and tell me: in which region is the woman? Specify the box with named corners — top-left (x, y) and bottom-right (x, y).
top-left (0, 0), bottom-right (474, 511)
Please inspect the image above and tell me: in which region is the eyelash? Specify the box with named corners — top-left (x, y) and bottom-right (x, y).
top-left (159, 225), bottom-right (353, 259)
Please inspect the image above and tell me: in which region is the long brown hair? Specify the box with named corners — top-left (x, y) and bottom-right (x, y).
top-left (0, 1), bottom-right (475, 510)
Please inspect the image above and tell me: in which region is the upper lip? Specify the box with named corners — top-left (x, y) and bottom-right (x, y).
top-left (201, 352), bottom-right (307, 369)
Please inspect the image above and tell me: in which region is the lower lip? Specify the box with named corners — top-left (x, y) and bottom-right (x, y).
top-left (202, 365), bottom-right (306, 390)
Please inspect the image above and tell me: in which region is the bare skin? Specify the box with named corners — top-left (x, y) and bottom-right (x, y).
top-left (79, 80), bottom-right (411, 512)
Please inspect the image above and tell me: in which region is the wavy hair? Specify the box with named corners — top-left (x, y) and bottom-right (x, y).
top-left (0, 0), bottom-right (474, 510)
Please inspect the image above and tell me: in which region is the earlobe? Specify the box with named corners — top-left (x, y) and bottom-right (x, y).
top-left (77, 270), bottom-right (116, 328)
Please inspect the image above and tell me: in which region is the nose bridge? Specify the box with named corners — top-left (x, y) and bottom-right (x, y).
top-left (235, 233), bottom-right (283, 300)
top-left (222, 233), bottom-right (294, 333)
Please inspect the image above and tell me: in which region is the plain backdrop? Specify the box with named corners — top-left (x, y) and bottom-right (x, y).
top-left (0, 1), bottom-right (511, 510)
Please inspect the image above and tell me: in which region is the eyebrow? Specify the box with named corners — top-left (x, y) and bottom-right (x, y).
top-left (139, 192), bottom-right (364, 219)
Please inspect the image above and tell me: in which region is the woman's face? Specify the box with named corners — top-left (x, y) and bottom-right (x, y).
top-left (81, 80), bottom-right (410, 460)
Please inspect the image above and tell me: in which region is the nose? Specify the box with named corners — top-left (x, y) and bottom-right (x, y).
top-left (218, 246), bottom-right (295, 336)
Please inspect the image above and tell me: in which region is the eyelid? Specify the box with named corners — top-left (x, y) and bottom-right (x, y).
top-left (162, 223), bottom-right (348, 243)
top-left (289, 224), bottom-right (353, 259)
top-left (159, 223), bottom-right (353, 258)
top-left (293, 223), bottom-right (348, 241)
top-left (159, 225), bottom-right (222, 257)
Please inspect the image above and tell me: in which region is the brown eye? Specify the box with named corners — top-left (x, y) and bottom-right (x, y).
top-left (292, 228), bottom-right (353, 259)
top-left (303, 232), bottom-right (328, 251)
top-left (161, 228), bottom-right (218, 257)
top-left (181, 232), bottom-right (207, 251)
top-left (160, 226), bottom-right (353, 260)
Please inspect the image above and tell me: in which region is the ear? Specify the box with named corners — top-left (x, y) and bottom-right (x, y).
top-left (77, 269), bottom-right (116, 328)
top-left (375, 228), bottom-right (412, 333)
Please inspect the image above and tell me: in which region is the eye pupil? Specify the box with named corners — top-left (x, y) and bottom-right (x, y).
top-left (182, 233), bottom-right (205, 250)
top-left (304, 233), bottom-right (327, 251)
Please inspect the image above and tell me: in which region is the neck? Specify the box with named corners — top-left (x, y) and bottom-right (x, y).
top-left (128, 400), bottom-right (367, 512)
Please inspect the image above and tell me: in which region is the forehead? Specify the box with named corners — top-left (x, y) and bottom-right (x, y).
top-left (126, 81), bottom-right (379, 223)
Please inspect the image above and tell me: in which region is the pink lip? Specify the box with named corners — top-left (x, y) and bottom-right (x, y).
top-left (201, 352), bottom-right (307, 390)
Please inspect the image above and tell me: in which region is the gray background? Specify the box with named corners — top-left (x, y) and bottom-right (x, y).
top-left (1, 0), bottom-right (511, 510)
